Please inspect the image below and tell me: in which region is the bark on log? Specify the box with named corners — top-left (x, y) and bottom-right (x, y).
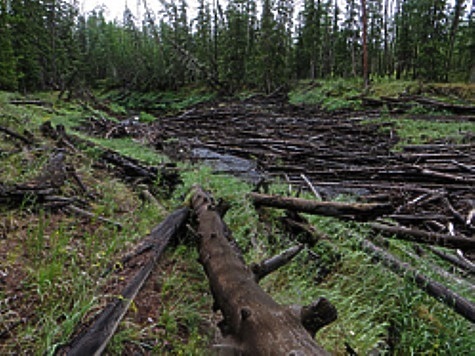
top-left (249, 192), bottom-right (392, 221)
top-left (370, 223), bottom-right (475, 250)
top-left (65, 207), bottom-right (189, 356)
top-left (427, 246), bottom-right (475, 274)
top-left (191, 186), bottom-right (332, 355)
top-left (251, 244), bottom-right (304, 282)
top-left (361, 239), bottom-right (475, 323)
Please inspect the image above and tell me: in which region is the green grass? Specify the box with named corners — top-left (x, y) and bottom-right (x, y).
top-left (102, 86), bottom-right (216, 115)
top-left (365, 116), bottom-right (475, 148)
top-left (83, 136), bottom-right (169, 165)
top-left (1, 89), bottom-right (474, 355)
top-left (289, 79), bottom-right (363, 110)
top-left (289, 79), bottom-right (474, 110)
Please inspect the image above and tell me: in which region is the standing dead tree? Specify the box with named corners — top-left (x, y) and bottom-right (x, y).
top-left (190, 186), bottom-right (336, 355)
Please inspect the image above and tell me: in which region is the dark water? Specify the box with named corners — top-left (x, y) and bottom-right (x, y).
top-left (192, 148), bottom-right (262, 183)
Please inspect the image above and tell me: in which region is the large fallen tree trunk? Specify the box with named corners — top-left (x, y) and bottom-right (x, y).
top-left (191, 186), bottom-right (334, 355)
top-left (361, 239), bottom-right (475, 323)
top-left (249, 192), bottom-right (392, 221)
top-left (64, 207), bottom-right (189, 356)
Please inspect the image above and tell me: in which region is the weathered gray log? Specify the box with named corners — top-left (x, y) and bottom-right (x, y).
top-left (427, 246), bottom-right (475, 274)
top-left (249, 192), bottom-right (392, 221)
top-left (361, 239), bottom-right (475, 323)
top-left (191, 186), bottom-right (333, 355)
top-left (65, 207), bottom-right (189, 356)
top-left (370, 223), bottom-right (475, 250)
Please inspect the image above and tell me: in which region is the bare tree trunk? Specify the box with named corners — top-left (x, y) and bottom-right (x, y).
top-left (446, 0), bottom-right (465, 81)
top-left (362, 0), bottom-right (369, 88)
top-left (191, 186), bottom-right (334, 355)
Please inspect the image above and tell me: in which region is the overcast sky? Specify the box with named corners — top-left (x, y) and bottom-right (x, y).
top-left (80, 1), bottom-right (315, 21)
top-left (80, 0), bottom-right (202, 21)
top-left (80, 0), bottom-right (470, 22)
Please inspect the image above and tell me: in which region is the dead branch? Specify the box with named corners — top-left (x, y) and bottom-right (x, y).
top-left (0, 125), bottom-right (33, 145)
top-left (64, 205), bottom-right (123, 230)
top-left (301, 174), bottom-right (323, 200)
top-left (251, 244), bottom-right (304, 282)
top-left (427, 246), bottom-right (475, 274)
top-left (9, 99), bottom-right (51, 106)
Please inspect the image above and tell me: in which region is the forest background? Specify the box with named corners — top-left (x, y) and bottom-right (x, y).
top-left (0, 0), bottom-right (474, 95)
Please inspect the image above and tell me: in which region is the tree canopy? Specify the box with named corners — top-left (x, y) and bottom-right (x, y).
top-left (0, 0), bottom-right (473, 93)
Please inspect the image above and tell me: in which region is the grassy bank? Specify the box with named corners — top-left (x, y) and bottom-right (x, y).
top-left (1, 88), bottom-right (474, 354)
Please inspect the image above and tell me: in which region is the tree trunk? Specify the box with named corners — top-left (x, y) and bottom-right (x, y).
top-left (370, 223), bottom-right (475, 250)
top-left (65, 208), bottom-right (190, 356)
top-left (362, 0), bottom-right (369, 88)
top-left (191, 186), bottom-right (333, 355)
top-left (446, 0), bottom-right (465, 81)
top-left (361, 239), bottom-right (475, 323)
top-left (249, 192), bottom-right (392, 221)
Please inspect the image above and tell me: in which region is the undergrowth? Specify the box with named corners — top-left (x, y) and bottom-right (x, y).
top-left (289, 79), bottom-right (362, 110)
top-left (365, 116), bottom-right (475, 148)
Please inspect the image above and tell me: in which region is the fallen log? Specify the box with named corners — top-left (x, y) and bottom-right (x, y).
top-left (427, 246), bottom-right (475, 274)
top-left (249, 192), bottom-right (392, 221)
top-left (361, 239), bottom-right (475, 323)
top-left (9, 99), bottom-right (51, 106)
top-left (0, 151), bottom-right (67, 208)
top-left (64, 207), bottom-right (189, 356)
top-left (191, 186), bottom-right (334, 355)
top-left (370, 223), bottom-right (475, 250)
top-left (414, 96), bottom-right (475, 115)
top-left (0, 125), bottom-right (33, 145)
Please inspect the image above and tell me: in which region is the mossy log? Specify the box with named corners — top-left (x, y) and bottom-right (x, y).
top-left (191, 186), bottom-right (335, 355)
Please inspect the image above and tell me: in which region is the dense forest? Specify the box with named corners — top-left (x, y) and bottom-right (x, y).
top-left (0, 0), bottom-right (474, 94)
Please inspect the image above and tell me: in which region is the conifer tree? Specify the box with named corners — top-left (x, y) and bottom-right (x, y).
top-left (0, 0), bottom-right (17, 90)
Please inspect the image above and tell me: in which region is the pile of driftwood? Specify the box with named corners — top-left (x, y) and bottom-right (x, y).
top-left (136, 97), bottom-right (474, 237)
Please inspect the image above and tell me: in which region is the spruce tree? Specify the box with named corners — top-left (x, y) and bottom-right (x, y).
top-left (0, 1), bottom-right (17, 90)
